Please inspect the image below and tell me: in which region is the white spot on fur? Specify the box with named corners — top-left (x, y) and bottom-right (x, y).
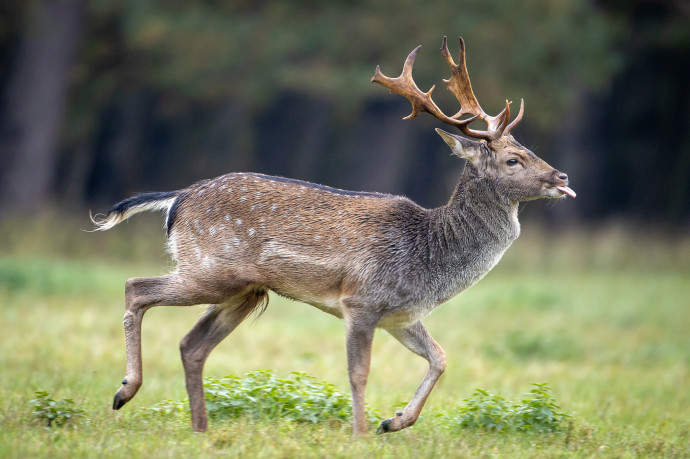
top-left (235, 218), bottom-right (242, 226)
top-left (248, 228), bottom-right (255, 237)
top-left (202, 256), bottom-right (214, 268)
top-left (225, 215), bottom-right (230, 221)
top-left (270, 204), bottom-right (277, 211)
top-left (314, 236), bottom-right (321, 242)
top-left (209, 226), bottom-right (217, 236)
top-left (233, 237), bottom-right (240, 247)
top-left (241, 186), bottom-right (248, 192)
top-left (240, 196), bottom-right (247, 202)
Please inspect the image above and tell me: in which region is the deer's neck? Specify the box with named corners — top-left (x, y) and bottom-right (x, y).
top-left (441, 172), bottom-right (520, 243)
top-left (423, 172), bottom-right (520, 301)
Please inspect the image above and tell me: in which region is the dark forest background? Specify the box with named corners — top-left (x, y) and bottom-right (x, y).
top-left (0, 0), bottom-right (689, 227)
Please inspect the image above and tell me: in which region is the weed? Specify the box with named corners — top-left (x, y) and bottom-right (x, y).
top-left (142, 370), bottom-right (376, 426)
top-left (28, 392), bottom-right (84, 428)
top-left (514, 383), bottom-right (571, 432)
top-left (456, 383), bottom-right (569, 433)
top-left (455, 389), bottom-right (514, 432)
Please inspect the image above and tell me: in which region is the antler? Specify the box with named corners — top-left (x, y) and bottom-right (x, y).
top-left (371, 36), bottom-right (524, 141)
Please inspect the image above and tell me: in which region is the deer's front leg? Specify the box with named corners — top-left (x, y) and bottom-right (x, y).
top-left (377, 320), bottom-right (446, 434)
top-left (344, 311), bottom-right (379, 436)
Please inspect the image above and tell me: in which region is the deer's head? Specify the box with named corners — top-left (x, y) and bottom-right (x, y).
top-left (372, 37), bottom-right (576, 203)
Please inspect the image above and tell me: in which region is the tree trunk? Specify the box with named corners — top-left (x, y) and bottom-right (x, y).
top-left (0, 0), bottom-right (83, 214)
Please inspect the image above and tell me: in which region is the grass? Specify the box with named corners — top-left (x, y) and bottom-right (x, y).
top-left (0, 215), bottom-right (689, 457)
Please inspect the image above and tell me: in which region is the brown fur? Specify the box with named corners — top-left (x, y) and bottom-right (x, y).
top-left (94, 128), bottom-right (572, 436)
top-left (94, 37), bottom-right (573, 437)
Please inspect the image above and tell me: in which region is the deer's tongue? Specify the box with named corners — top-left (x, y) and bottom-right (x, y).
top-left (556, 186), bottom-right (576, 198)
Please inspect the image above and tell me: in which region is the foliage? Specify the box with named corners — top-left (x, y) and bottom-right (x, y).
top-left (145, 374), bottom-right (568, 433)
top-left (455, 388), bottom-right (514, 433)
top-left (81, 0), bottom-right (621, 118)
top-left (456, 383), bottom-right (570, 433)
top-left (513, 383), bottom-right (571, 433)
top-left (204, 371), bottom-right (362, 423)
top-left (143, 371), bottom-right (375, 425)
top-left (28, 392), bottom-right (84, 428)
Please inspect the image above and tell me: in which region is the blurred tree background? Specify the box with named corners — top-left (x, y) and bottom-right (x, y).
top-left (0, 0), bottom-right (688, 226)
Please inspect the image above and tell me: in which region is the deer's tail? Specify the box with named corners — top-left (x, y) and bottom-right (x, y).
top-left (90, 191), bottom-right (179, 232)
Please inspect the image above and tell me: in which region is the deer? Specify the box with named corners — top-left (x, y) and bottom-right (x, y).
top-left (91, 36), bottom-right (575, 436)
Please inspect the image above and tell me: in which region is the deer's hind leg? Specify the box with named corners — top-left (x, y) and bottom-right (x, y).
top-left (377, 320), bottom-right (446, 434)
top-left (180, 289), bottom-right (267, 432)
top-left (112, 273), bottom-right (240, 412)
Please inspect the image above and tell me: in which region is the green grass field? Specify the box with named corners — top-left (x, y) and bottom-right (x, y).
top-left (1, 216), bottom-right (688, 457)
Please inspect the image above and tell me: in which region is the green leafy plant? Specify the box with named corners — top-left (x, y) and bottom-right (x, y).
top-left (456, 388), bottom-right (515, 432)
top-left (513, 382), bottom-right (571, 433)
top-left (456, 383), bottom-right (569, 433)
top-left (143, 370), bottom-right (376, 426)
top-left (28, 391), bottom-right (84, 428)
top-left (204, 370), bottom-right (356, 423)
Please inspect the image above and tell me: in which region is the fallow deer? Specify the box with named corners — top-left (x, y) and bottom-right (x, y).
top-left (92, 36), bottom-right (575, 436)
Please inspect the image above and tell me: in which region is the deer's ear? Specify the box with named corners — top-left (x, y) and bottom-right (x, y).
top-left (435, 129), bottom-right (482, 162)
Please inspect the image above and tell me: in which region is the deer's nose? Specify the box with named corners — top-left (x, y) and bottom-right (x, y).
top-left (557, 173), bottom-right (568, 182)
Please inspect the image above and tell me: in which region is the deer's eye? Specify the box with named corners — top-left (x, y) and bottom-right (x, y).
top-left (507, 158), bottom-right (519, 166)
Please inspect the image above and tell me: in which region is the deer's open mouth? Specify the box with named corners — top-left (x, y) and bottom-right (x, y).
top-left (556, 186), bottom-right (576, 198)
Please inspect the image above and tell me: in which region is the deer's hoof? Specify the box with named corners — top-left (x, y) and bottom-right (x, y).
top-left (112, 390), bottom-right (127, 410)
